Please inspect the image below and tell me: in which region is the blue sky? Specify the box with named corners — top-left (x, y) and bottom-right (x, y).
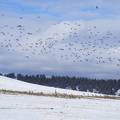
top-left (0, 0), bottom-right (45, 14)
top-left (1, 0), bottom-right (120, 20)
top-left (0, 0), bottom-right (120, 79)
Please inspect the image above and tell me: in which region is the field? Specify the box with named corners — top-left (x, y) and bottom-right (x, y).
top-left (0, 93), bottom-right (120, 120)
top-left (0, 76), bottom-right (120, 120)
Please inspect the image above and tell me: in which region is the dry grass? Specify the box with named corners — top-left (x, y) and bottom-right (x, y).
top-left (0, 89), bottom-right (120, 100)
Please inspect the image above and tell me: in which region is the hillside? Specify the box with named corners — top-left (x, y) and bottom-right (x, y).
top-left (0, 76), bottom-right (105, 98)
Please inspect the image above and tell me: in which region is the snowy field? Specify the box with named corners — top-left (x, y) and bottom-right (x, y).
top-left (0, 93), bottom-right (120, 120)
top-left (0, 76), bottom-right (120, 120)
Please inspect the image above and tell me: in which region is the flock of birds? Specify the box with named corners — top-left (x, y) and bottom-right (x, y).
top-left (0, 10), bottom-right (120, 69)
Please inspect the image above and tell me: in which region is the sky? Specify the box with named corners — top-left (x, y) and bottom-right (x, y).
top-left (0, 0), bottom-right (120, 79)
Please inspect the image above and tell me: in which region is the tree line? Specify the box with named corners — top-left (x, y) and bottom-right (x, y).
top-left (1, 73), bottom-right (120, 95)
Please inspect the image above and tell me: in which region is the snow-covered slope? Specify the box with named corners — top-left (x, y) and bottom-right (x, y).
top-left (0, 76), bottom-right (103, 97)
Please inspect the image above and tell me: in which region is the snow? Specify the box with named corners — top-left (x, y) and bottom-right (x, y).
top-left (0, 76), bottom-right (120, 120)
top-left (115, 89), bottom-right (120, 96)
top-left (0, 76), bottom-right (104, 97)
top-left (0, 94), bottom-right (120, 120)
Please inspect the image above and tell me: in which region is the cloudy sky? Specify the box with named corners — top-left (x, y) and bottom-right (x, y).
top-left (0, 0), bottom-right (120, 79)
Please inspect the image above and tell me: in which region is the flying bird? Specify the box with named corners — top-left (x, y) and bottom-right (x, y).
top-left (96, 6), bottom-right (99, 9)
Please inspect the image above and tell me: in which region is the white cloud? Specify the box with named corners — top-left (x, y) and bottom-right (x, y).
top-left (0, 1), bottom-right (120, 79)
